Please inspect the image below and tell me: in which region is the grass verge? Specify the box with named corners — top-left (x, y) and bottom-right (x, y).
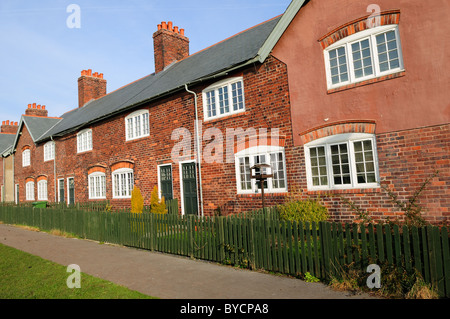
top-left (0, 243), bottom-right (157, 299)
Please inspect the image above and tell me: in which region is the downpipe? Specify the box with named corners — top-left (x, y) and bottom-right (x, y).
top-left (185, 84), bottom-right (204, 217)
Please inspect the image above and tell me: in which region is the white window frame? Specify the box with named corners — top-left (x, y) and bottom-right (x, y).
top-left (22, 149), bottom-right (30, 167)
top-left (235, 145), bottom-right (288, 195)
top-left (125, 109), bottom-right (150, 141)
top-left (88, 172), bottom-right (106, 199)
top-left (202, 77), bottom-right (245, 121)
top-left (25, 181), bottom-right (34, 201)
top-left (77, 129), bottom-right (93, 153)
top-left (37, 180), bottom-right (48, 201)
top-left (304, 133), bottom-right (380, 191)
top-left (44, 141), bottom-right (55, 161)
top-left (324, 25), bottom-right (404, 89)
top-left (112, 168), bottom-right (134, 199)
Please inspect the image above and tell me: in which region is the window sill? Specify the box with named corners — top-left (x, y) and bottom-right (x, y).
top-left (204, 110), bottom-right (248, 123)
top-left (304, 186), bottom-right (381, 195)
top-left (327, 71), bottom-right (405, 94)
top-left (77, 149), bottom-right (93, 155)
top-left (125, 134), bottom-right (150, 143)
top-left (237, 191), bottom-right (289, 197)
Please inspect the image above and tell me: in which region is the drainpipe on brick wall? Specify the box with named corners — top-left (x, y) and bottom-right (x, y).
top-left (184, 84), bottom-right (204, 217)
top-left (50, 136), bottom-right (57, 203)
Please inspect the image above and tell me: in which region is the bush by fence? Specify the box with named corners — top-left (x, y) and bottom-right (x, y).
top-left (0, 203), bottom-right (448, 298)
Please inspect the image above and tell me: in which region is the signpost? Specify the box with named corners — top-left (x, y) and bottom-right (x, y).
top-left (250, 163), bottom-right (273, 212)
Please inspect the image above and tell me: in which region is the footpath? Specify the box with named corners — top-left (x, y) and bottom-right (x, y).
top-left (0, 223), bottom-right (377, 299)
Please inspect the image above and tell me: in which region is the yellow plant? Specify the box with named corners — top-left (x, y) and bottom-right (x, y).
top-left (150, 186), bottom-right (167, 214)
top-left (130, 186), bottom-right (144, 214)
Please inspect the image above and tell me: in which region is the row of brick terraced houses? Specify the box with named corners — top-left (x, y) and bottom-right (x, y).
top-left (1, 0), bottom-right (448, 224)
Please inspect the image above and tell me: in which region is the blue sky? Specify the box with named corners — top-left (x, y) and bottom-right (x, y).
top-left (0, 0), bottom-right (292, 123)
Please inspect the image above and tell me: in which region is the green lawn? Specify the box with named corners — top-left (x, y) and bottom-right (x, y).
top-left (0, 243), bottom-right (157, 299)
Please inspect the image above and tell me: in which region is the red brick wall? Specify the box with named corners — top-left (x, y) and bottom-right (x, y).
top-left (41, 55), bottom-right (294, 214)
top-left (14, 125), bottom-right (56, 203)
top-left (291, 124), bottom-right (449, 225)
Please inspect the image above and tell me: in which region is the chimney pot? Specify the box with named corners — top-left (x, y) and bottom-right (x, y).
top-left (42, 105), bottom-right (46, 110)
top-left (99, 73), bottom-right (103, 79)
top-left (32, 103), bottom-right (36, 109)
top-left (87, 69), bottom-right (92, 76)
top-left (174, 26), bottom-right (179, 33)
top-left (93, 72), bottom-right (98, 77)
top-left (157, 24), bottom-right (162, 31)
top-left (168, 21), bottom-right (173, 31)
top-left (5, 120), bottom-right (9, 125)
top-left (37, 105), bottom-right (41, 109)
top-left (28, 104), bottom-right (31, 109)
top-left (180, 28), bottom-right (185, 36)
top-left (161, 21), bottom-right (167, 29)
top-left (2, 121), bottom-right (4, 125)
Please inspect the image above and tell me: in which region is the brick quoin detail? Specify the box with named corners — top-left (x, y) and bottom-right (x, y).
top-left (318, 10), bottom-right (401, 49)
top-left (299, 120), bottom-right (376, 145)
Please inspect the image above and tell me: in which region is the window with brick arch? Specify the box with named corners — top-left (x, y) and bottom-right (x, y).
top-left (125, 109), bottom-right (150, 141)
top-left (22, 149), bottom-right (30, 167)
top-left (323, 25), bottom-right (404, 89)
top-left (88, 172), bottom-right (106, 199)
top-left (37, 180), bottom-right (48, 201)
top-left (26, 181), bottom-right (34, 201)
top-left (112, 168), bottom-right (134, 199)
top-left (304, 133), bottom-right (379, 191)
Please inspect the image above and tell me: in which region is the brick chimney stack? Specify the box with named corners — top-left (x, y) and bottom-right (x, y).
top-left (78, 69), bottom-right (107, 108)
top-left (153, 21), bottom-right (189, 74)
top-left (0, 120), bottom-right (19, 134)
top-left (25, 103), bottom-right (48, 117)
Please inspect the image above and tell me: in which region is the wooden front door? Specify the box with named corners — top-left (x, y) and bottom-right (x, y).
top-left (181, 162), bottom-right (198, 215)
top-left (159, 165), bottom-right (173, 201)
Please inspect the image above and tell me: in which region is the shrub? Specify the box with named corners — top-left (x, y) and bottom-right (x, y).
top-left (277, 199), bottom-right (328, 224)
top-left (150, 186), bottom-right (167, 215)
top-left (130, 186), bottom-right (144, 214)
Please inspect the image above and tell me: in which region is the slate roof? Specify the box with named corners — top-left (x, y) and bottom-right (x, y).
top-left (22, 116), bottom-right (62, 142)
top-left (36, 16), bottom-right (282, 143)
top-left (0, 134), bottom-right (15, 155)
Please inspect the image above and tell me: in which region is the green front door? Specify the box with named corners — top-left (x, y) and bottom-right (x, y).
top-left (182, 162), bottom-right (198, 215)
top-left (159, 165), bottom-right (173, 200)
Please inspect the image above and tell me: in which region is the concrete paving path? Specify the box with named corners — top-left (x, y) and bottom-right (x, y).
top-left (0, 223), bottom-right (377, 299)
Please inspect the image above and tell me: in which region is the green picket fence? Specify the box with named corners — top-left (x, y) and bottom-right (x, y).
top-left (0, 204), bottom-right (448, 297)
